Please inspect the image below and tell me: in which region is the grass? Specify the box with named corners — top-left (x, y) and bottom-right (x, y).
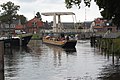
top-left (31, 34), bottom-right (41, 40)
top-left (16, 33), bottom-right (41, 40)
top-left (97, 38), bottom-right (120, 54)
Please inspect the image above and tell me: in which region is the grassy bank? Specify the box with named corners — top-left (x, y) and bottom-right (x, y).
top-left (96, 38), bottom-right (120, 54)
top-left (17, 33), bottom-right (42, 40)
top-left (31, 34), bottom-right (42, 40)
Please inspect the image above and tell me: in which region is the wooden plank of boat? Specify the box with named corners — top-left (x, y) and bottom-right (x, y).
top-left (42, 37), bottom-right (77, 48)
top-left (43, 37), bottom-right (65, 45)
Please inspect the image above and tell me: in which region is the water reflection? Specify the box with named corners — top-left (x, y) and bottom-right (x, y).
top-left (4, 46), bottom-right (31, 54)
top-left (4, 46), bottom-right (32, 80)
top-left (98, 53), bottom-right (120, 80)
top-left (4, 40), bottom-right (120, 80)
top-left (45, 44), bottom-right (77, 55)
top-left (64, 48), bottom-right (77, 56)
top-left (44, 44), bottom-right (77, 67)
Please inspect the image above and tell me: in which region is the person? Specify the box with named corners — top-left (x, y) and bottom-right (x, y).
top-left (66, 35), bottom-right (69, 41)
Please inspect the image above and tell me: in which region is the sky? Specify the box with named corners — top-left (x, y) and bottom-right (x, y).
top-left (0, 0), bottom-right (102, 22)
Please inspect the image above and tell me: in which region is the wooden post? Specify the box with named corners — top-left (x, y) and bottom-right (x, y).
top-left (0, 41), bottom-right (4, 80)
top-left (99, 38), bottom-right (102, 52)
top-left (20, 35), bottom-right (22, 46)
top-left (90, 36), bottom-right (96, 47)
top-left (112, 39), bottom-right (114, 64)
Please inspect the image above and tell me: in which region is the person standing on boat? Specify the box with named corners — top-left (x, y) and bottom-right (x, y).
top-left (65, 35), bottom-right (69, 41)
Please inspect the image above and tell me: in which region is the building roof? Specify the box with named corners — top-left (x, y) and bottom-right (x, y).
top-left (94, 26), bottom-right (104, 28)
top-left (26, 17), bottom-right (43, 27)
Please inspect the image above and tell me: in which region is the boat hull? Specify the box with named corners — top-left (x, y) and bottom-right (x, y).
top-left (62, 40), bottom-right (77, 48)
top-left (3, 35), bottom-right (32, 47)
top-left (42, 38), bottom-right (77, 48)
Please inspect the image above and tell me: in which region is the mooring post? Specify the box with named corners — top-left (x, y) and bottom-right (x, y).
top-left (20, 35), bottom-right (22, 46)
top-left (90, 36), bottom-right (96, 47)
top-left (112, 39), bottom-right (115, 65)
top-left (98, 38), bottom-right (101, 48)
top-left (0, 41), bottom-right (4, 80)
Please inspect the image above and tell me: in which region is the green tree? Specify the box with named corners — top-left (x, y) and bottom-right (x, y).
top-left (0, 1), bottom-right (20, 24)
top-left (36, 12), bottom-right (42, 21)
top-left (0, 1), bottom-right (20, 38)
top-left (65, 0), bottom-right (120, 27)
top-left (15, 14), bottom-right (27, 25)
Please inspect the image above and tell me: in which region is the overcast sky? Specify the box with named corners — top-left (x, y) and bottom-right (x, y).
top-left (0, 0), bottom-right (102, 22)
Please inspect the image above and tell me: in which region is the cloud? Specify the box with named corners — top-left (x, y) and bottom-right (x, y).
top-left (17, 0), bottom-right (37, 3)
top-left (0, 0), bottom-right (101, 22)
top-left (16, 0), bottom-right (64, 4)
top-left (16, 0), bottom-right (69, 18)
top-left (42, 0), bottom-right (64, 4)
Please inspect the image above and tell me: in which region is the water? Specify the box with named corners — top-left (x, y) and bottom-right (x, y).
top-left (4, 40), bottom-right (120, 80)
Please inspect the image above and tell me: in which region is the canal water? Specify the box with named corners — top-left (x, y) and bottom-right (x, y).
top-left (4, 40), bottom-right (120, 80)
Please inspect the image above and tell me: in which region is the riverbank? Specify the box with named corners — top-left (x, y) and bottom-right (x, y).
top-left (91, 35), bottom-right (120, 54)
top-left (0, 41), bottom-right (4, 80)
top-left (31, 34), bottom-right (42, 40)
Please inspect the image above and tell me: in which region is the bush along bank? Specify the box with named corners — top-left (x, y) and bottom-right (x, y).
top-left (95, 38), bottom-right (120, 54)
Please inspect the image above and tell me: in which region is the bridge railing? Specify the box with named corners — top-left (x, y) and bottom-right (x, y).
top-left (59, 29), bottom-right (91, 33)
top-left (43, 29), bottom-right (91, 33)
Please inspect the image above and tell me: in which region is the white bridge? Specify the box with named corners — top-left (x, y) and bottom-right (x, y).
top-left (41, 12), bottom-right (92, 33)
top-left (41, 12), bottom-right (76, 33)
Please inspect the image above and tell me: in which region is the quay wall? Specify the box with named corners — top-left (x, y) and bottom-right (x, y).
top-left (0, 41), bottom-right (4, 80)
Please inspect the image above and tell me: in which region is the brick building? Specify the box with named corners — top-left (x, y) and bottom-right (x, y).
top-left (93, 18), bottom-right (117, 32)
top-left (25, 17), bottom-right (43, 34)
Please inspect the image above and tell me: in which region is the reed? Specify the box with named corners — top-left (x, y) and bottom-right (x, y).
top-left (96, 38), bottom-right (120, 54)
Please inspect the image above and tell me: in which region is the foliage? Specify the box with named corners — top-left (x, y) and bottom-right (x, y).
top-left (112, 38), bottom-right (120, 54)
top-left (65, 0), bottom-right (120, 27)
top-left (0, 1), bottom-right (20, 24)
top-left (15, 14), bottom-right (27, 25)
top-left (32, 34), bottom-right (41, 39)
top-left (36, 12), bottom-right (42, 21)
top-left (65, 0), bottom-right (91, 8)
top-left (97, 38), bottom-right (120, 54)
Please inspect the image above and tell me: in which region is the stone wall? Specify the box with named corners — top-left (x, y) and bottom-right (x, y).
top-left (0, 41), bottom-right (4, 80)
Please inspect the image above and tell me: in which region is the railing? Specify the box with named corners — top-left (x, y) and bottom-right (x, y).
top-left (44, 29), bottom-right (91, 33)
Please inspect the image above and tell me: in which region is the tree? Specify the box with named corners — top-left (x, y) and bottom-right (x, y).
top-left (0, 1), bottom-right (20, 38)
top-left (15, 14), bottom-right (27, 25)
top-left (36, 12), bottom-right (42, 21)
top-left (0, 1), bottom-right (20, 24)
top-left (65, 0), bottom-right (91, 9)
top-left (65, 0), bottom-right (120, 27)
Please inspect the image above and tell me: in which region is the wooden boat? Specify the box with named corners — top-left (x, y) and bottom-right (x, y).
top-left (0, 34), bottom-right (32, 47)
top-left (42, 37), bottom-right (77, 48)
top-left (41, 12), bottom-right (77, 48)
